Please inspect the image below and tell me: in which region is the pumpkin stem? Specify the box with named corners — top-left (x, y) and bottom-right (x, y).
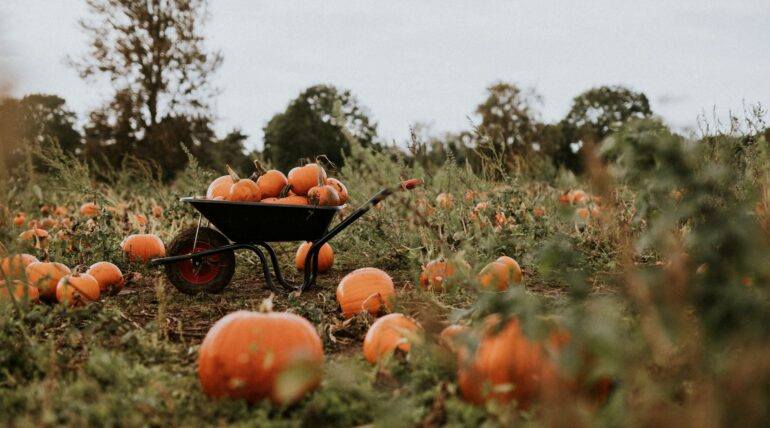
top-left (278, 184), bottom-right (292, 198)
top-left (252, 158), bottom-right (267, 176)
top-left (225, 164), bottom-right (240, 183)
top-left (316, 163), bottom-right (326, 187)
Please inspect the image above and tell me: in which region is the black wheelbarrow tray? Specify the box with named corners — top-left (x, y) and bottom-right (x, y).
top-left (150, 179), bottom-right (421, 294)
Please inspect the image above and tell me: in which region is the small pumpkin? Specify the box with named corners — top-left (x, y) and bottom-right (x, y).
top-left (0, 280), bottom-right (40, 303)
top-left (325, 178), bottom-right (349, 205)
top-left (53, 206), bottom-right (68, 217)
top-left (336, 267), bottom-right (396, 319)
top-left (26, 259), bottom-right (71, 299)
top-left (152, 205), bottom-right (163, 218)
top-left (273, 195), bottom-right (308, 206)
top-left (19, 228), bottom-right (49, 248)
top-left (198, 311), bottom-right (324, 404)
top-left (254, 160), bottom-right (289, 199)
top-left (307, 184), bottom-right (340, 207)
top-left (206, 175), bottom-right (232, 200)
top-left (295, 242), bottom-right (334, 273)
top-left (86, 261), bottom-right (125, 295)
top-left (121, 234), bottom-right (166, 262)
top-left (0, 254), bottom-right (39, 279)
top-left (79, 202), bottom-right (100, 217)
top-left (363, 313), bottom-right (421, 365)
top-left (56, 272), bottom-right (100, 306)
top-left (534, 207), bottom-right (545, 218)
top-left (135, 213), bottom-right (149, 226)
top-left (13, 212), bottom-right (26, 226)
top-left (419, 258), bottom-right (469, 292)
top-left (227, 165), bottom-right (262, 202)
top-left (288, 163), bottom-right (326, 196)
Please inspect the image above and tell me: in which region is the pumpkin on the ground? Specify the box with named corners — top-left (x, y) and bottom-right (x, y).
top-left (0, 280), bottom-right (40, 303)
top-left (439, 324), bottom-right (469, 353)
top-left (87, 261), bottom-right (125, 295)
top-left (19, 228), bottom-right (49, 248)
top-left (26, 260), bottom-right (71, 299)
top-left (56, 272), bottom-right (100, 306)
top-left (79, 202), bottom-right (99, 217)
top-left (363, 313), bottom-right (421, 365)
top-left (295, 242), bottom-right (334, 273)
top-left (198, 311), bottom-right (324, 404)
top-left (336, 267), bottom-right (395, 318)
top-left (121, 234), bottom-right (166, 262)
top-left (496, 256), bottom-right (523, 285)
top-left (13, 213), bottom-right (26, 226)
top-left (1, 254), bottom-right (39, 279)
top-left (419, 258), bottom-right (469, 292)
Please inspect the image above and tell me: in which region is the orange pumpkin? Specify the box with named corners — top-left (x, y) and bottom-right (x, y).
top-left (496, 256), bottom-right (523, 285)
top-left (25, 260), bottom-right (71, 299)
top-left (439, 324), bottom-right (469, 353)
top-left (336, 267), bottom-right (396, 319)
top-left (79, 202), bottom-right (99, 217)
top-left (477, 261), bottom-right (513, 291)
top-left (198, 311), bottom-right (324, 404)
top-left (225, 165), bottom-right (262, 202)
top-left (273, 195), bottom-right (308, 206)
top-left (325, 178), bottom-right (349, 205)
top-left (458, 316), bottom-right (556, 408)
top-left (295, 242), bottom-right (334, 273)
top-left (435, 193), bottom-right (454, 209)
top-left (152, 205), bottom-right (163, 218)
top-left (363, 313), bottom-right (421, 365)
top-left (1, 254), bottom-right (39, 279)
top-left (257, 170), bottom-right (289, 199)
top-left (307, 184), bottom-right (340, 206)
top-left (121, 234), bottom-right (166, 262)
top-left (86, 261), bottom-right (125, 295)
top-left (13, 213), bottom-right (26, 226)
top-left (135, 213), bottom-right (149, 226)
top-left (419, 258), bottom-right (469, 292)
top-left (54, 206), bottom-right (68, 217)
top-left (56, 273), bottom-right (100, 306)
top-left (206, 175), bottom-right (231, 200)
top-left (19, 228), bottom-right (49, 248)
top-left (288, 164), bottom-right (326, 196)
top-left (534, 207), bottom-right (545, 218)
top-left (0, 280), bottom-right (40, 303)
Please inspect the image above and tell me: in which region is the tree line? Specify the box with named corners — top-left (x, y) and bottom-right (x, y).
top-left (0, 0), bottom-right (656, 181)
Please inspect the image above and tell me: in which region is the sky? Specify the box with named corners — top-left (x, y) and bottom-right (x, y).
top-left (1, 0), bottom-right (768, 150)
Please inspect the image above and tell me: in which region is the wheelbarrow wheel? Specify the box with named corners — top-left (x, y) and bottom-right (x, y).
top-left (165, 226), bottom-right (235, 295)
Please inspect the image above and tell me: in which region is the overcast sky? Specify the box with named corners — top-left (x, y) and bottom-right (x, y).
top-left (1, 1), bottom-right (768, 150)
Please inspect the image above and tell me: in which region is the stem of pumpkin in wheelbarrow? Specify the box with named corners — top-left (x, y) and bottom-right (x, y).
top-left (151, 178), bottom-right (422, 295)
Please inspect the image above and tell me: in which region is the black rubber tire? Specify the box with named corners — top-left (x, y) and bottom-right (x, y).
top-left (165, 226), bottom-right (235, 295)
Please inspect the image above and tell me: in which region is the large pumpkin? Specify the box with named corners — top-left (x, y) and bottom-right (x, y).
top-left (0, 280), bottom-right (40, 303)
top-left (419, 258), bottom-right (469, 292)
top-left (295, 242), bottom-right (334, 273)
top-left (288, 163), bottom-right (326, 196)
top-left (257, 170), bottom-right (289, 199)
top-left (0, 254), bottom-right (39, 279)
top-left (56, 273), bottom-right (100, 306)
top-left (86, 261), bottom-right (125, 295)
top-left (458, 316), bottom-right (558, 409)
top-left (26, 260), bottom-right (71, 299)
top-left (336, 267), bottom-right (396, 318)
top-left (198, 311), bottom-right (324, 404)
top-left (363, 313), bottom-right (421, 365)
top-left (121, 234), bottom-right (166, 262)
top-left (496, 256), bottom-right (522, 285)
top-left (206, 175), bottom-right (231, 200)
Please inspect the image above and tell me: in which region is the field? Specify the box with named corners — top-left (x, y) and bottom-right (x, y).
top-left (2, 118), bottom-right (770, 428)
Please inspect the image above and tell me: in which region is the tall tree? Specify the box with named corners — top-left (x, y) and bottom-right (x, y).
top-left (263, 85), bottom-right (378, 171)
top-left (475, 82), bottom-right (542, 156)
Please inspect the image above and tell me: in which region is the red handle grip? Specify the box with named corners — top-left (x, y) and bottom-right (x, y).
top-left (401, 179), bottom-right (421, 190)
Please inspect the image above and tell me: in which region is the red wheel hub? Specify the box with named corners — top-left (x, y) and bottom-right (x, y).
top-left (176, 242), bottom-right (222, 285)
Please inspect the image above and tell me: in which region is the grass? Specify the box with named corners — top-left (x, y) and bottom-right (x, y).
top-left (2, 116), bottom-right (770, 427)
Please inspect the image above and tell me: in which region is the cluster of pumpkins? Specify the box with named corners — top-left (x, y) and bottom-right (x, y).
top-left (559, 189), bottom-right (602, 221)
top-left (197, 254), bottom-right (544, 407)
top-left (205, 162), bottom-right (349, 207)
top-left (427, 191), bottom-right (514, 230)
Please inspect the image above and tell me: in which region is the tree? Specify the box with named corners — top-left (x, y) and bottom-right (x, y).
top-left (72, 0), bottom-right (222, 177)
top-left (475, 82), bottom-right (542, 156)
top-left (263, 85), bottom-right (378, 171)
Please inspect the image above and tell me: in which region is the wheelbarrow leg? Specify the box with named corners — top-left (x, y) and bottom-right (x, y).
top-left (248, 245), bottom-right (278, 293)
top-left (255, 242), bottom-right (316, 292)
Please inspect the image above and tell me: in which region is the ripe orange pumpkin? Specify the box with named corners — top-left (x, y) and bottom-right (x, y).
top-left (0, 280), bottom-right (40, 303)
top-left (56, 273), bottom-right (100, 306)
top-left (206, 175), bottom-right (231, 200)
top-left (135, 213), bottom-right (149, 226)
top-left (152, 205), bottom-right (163, 218)
top-left (13, 212), bottom-right (26, 226)
top-left (325, 178), bottom-right (349, 205)
top-left (79, 202), bottom-right (100, 217)
top-left (438, 324), bottom-right (469, 353)
top-left (54, 206), bottom-right (68, 217)
top-left (419, 258), bottom-right (469, 292)
top-left (336, 267), bottom-right (396, 319)
top-left (496, 256), bottom-right (523, 285)
top-left (225, 165), bottom-right (262, 202)
top-left (26, 260), bottom-right (71, 299)
top-left (295, 242), bottom-right (334, 273)
top-left (458, 316), bottom-right (556, 409)
top-left (363, 313), bottom-right (421, 365)
top-left (18, 228), bottom-right (49, 248)
top-left (435, 193), bottom-right (454, 209)
top-left (198, 311), bottom-right (324, 404)
top-left (288, 163), bottom-right (326, 196)
top-left (86, 261), bottom-right (125, 295)
top-left (257, 170), bottom-right (289, 199)
top-left (534, 207), bottom-right (545, 218)
top-left (307, 184), bottom-right (340, 206)
top-left (477, 261), bottom-right (513, 291)
top-left (121, 234), bottom-right (166, 262)
top-left (273, 195), bottom-right (308, 206)
top-left (0, 254), bottom-right (39, 279)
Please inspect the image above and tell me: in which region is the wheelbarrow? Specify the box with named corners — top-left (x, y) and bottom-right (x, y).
top-left (151, 179), bottom-right (420, 294)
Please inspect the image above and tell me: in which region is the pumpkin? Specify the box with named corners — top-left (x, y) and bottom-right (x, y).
top-left (26, 260), bottom-right (71, 299)
top-left (496, 256), bottom-right (523, 285)
top-left (458, 316), bottom-right (556, 408)
top-left (435, 193), bottom-right (454, 209)
top-left (152, 205), bottom-right (163, 218)
top-left (534, 207), bottom-right (545, 218)
top-left (40, 205), bottom-right (51, 215)
top-left (54, 206), bottom-right (68, 217)
top-left (121, 234), bottom-right (166, 262)
top-left (135, 213), bottom-right (149, 226)
top-left (439, 324), bottom-right (469, 353)
top-left (477, 261), bottom-right (514, 291)
top-left (307, 184), bottom-right (340, 207)
top-left (1, 254), bottom-right (39, 278)
top-left (288, 163), bottom-right (326, 196)
top-left (56, 272), bottom-right (100, 306)
top-left (19, 228), bottom-right (49, 248)
top-left (257, 170), bottom-right (289, 199)
top-left (0, 280), bottom-right (40, 303)
top-left (363, 313), bottom-right (421, 365)
top-left (86, 261), bottom-right (125, 295)
top-left (273, 195), bottom-right (308, 206)
top-left (227, 165), bottom-right (262, 202)
top-left (325, 178), bottom-right (349, 205)
top-left (206, 175), bottom-right (232, 200)
top-left (295, 242), bottom-right (334, 273)
top-left (419, 258), bottom-right (469, 292)
top-left (79, 202), bottom-right (99, 217)
top-left (336, 267), bottom-right (396, 319)
top-left (198, 311), bottom-right (324, 404)
top-left (13, 212), bottom-right (26, 226)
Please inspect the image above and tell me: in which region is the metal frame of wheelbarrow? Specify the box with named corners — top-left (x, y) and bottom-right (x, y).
top-left (151, 179), bottom-right (420, 293)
